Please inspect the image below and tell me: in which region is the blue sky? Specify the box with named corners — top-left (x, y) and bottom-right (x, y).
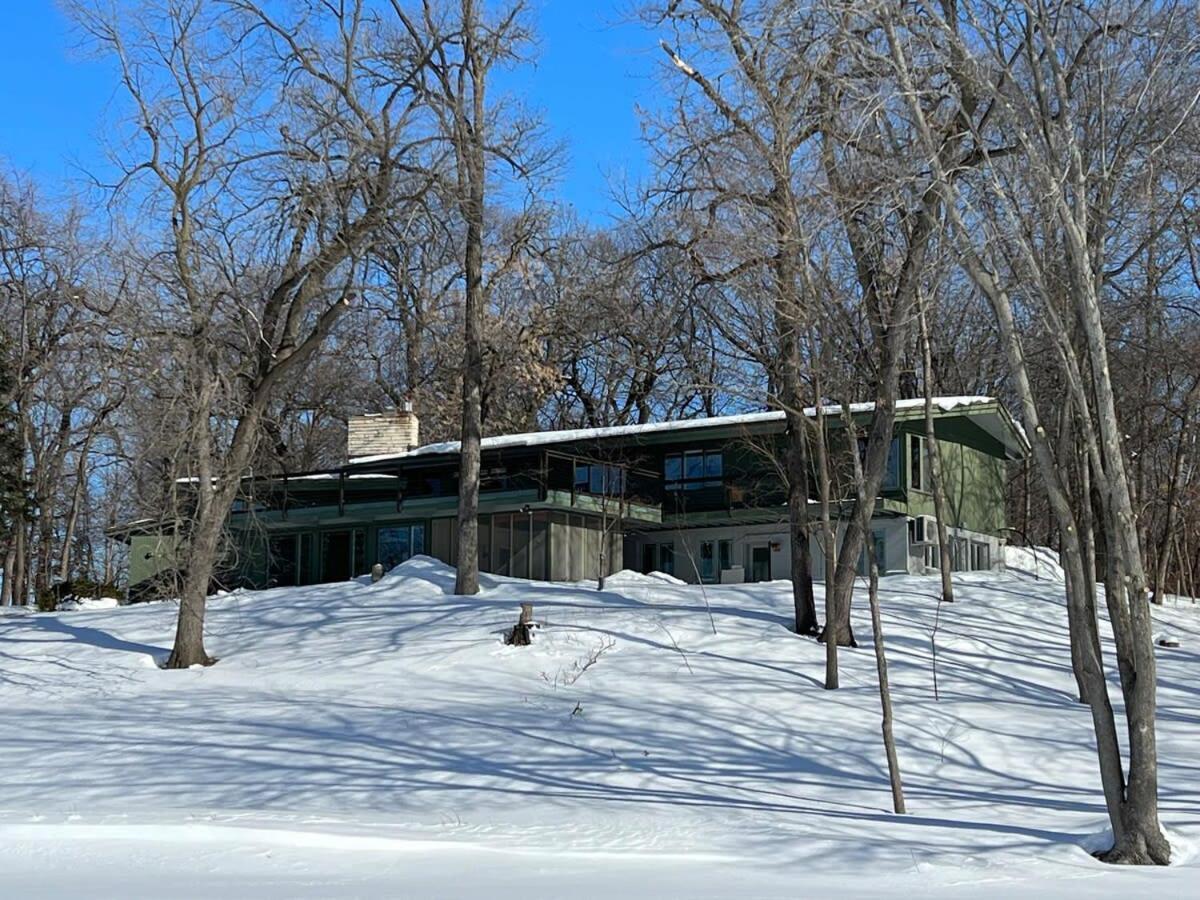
top-left (0, 1), bottom-right (659, 222)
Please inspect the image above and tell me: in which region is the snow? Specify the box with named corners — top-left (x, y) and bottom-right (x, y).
top-left (56, 596), bottom-right (121, 611)
top-left (603, 568), bottom-right (688, 587)
top-left (1003, 545), bottom-right (1067, 583)
top-left (0, 557), bottom-right (1197, 897)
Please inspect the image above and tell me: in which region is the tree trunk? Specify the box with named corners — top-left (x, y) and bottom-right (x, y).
top-left (787, 413), bottom-right (818, 634)
top-left (1, 545), bottom-right (13, 605)
top-left (13, 517), bottom-right (26, 605)
top-left (1152, 425), bottom-right (1186, 604)
top-left (919, 302), bottom-right (954, 602)
top-left (453, 0), bottom-right (486, 597)
top-left (58, 443), bottom-right (91, 584)
top-left (867, 545), bottom-right (905, 814)
top-left (165, 510), bottom-right (222, 668)
top-left (956, 233), bottom-right (1166, 864)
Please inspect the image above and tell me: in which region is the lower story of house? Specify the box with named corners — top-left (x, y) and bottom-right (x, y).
top-left (624, 515), bottom-right (1003, 585)
top-left (128, 505), bottom-right (1004, 596)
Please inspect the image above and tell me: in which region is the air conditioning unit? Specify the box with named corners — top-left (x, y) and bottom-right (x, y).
top-left (911, 515), bottom-right (938, 543)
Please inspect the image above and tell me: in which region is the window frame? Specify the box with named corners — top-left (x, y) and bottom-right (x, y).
top-left (699, 540), bottom-right (716, 583)
top-left (718, 539), bottom-right (733, 573)
top-left (574, 462), bottom-right (626, 497)
top-left (910, 434), bottom-right (925, 492)
top-left (658, 542), bottom-right (675, 575)
top-left (856, 437), bottom-right (901, 492)
top-left (376, 522), bottom-right (426, 572)
top-left (664, 450), bottom-right (725, 491)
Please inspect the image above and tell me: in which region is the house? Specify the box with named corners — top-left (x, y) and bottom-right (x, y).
top-left (119, 397), bottom-right (1028, 593)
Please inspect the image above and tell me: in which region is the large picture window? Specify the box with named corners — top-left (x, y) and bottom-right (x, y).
top-left (574, 463), bottom-right (625, 496)
top-left (664, 450), bottom-right (723, 491)
top-left (376, 522), bottom-right (426, 572)
top-left (857, 438), bottom-right (901, 491)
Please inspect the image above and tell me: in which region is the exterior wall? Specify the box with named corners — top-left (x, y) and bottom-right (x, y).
top-left (127, 534), bottom-right (181, 592)
top-left (547, 513), bottom-right (622, 582)
top-left (809, 518), bottom-right (910, 582)
top-left (899, 437), bottom-right (1007, 536)
top-left (347, 408), bottom-right (419, 458)
top-left (908, 523), bottom-right (1005, 576)
top-left (625, 516), bottom-right (911, 586)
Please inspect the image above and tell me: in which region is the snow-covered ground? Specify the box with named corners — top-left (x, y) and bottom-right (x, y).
top-left (1, 558), bottom-right (1197, 898)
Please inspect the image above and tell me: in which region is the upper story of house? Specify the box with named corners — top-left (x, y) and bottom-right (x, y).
top-left (225, 396), bottom-right (1027, 539)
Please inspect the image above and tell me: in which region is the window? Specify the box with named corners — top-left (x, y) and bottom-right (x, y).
top-left (664, 450), bottom-right (724, 491)
top-left (908, 516), bottom-right (929, 544)
top-left (856, 438), bottom-right (901, 491)
top-left (952, 537), bottom-right (969, 571)
top-left (493, 513), bottom-right (513, 575)
top-left (885, 438), bottom-right (900, 490)
top-left (641, 544), bottom-right (656, 575)
top-left (664, 455), bottom-right (682, 485)
top-left (906, 434), bottom-right (935, 492)
top-left (718, 539), bottom-right (733, 573)
top-left (574, 463), bottom-right (625, 497)
top-left (377, 523), bottom-right (426, 571)
top-left (700, 540), bottom-right (715, 583)
top-left (924, 544), bottom-right (940, 569)
top-left (971, 541), bottom-right (990, 571)
top-left (658, 542), bottom-right (675, 576)
top-left (910, 435), bottom-right (925, 491)
top-left (267, 534), bottom-right (300, 587)
top-left (705, 452), bottom-right (724, 479)
top-left (321, 529), bottom-right (364, 582)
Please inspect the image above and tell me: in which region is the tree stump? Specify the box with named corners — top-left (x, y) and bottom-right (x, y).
top-left (507, 603), bottom-right (535, 646)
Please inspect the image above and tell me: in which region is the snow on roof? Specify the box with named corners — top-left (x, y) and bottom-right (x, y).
top-left (348, 396), bottom-right (1004, 465)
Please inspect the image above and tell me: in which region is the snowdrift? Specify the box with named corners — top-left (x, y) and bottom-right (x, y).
top-left (1003, 545), bottom-right (1067, 582)
top-left (0, 562), bottom-right (1196, 898)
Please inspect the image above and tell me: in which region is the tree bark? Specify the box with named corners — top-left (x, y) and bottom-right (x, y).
top-left (453, 0), bottom-right (487, 597)
top-left (919, 302), bottom-right (954, 602)
top-left (787, 414), bottom-right (818, 634)
top-left (867, 543), bottom-right (905, 814)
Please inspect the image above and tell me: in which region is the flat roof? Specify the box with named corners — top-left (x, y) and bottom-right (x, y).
top-left (347, 396), bottom-right (1026, 465)
top-left (172, 395), bottom-right (1027, 487)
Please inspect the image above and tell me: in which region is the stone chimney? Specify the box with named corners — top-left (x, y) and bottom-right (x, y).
top-left (347, 402), bottom-right (420, 460)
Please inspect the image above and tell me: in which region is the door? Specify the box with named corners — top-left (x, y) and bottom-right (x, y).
top-left (321, 531), bottom-right (352, 583)
top-left (267, 534), bottom-right (299, 587)
top-left (749, 545), bottom-right (771, 582)
top-left (641, 543), bottom-right (655, 575)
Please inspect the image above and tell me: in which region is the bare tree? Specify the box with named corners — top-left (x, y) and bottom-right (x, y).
top-left (71, 0), bottom-right (436, 665)
top-left (881, 0), bottom-right (1200, 864)
top-left (918, 297), bottom-right (954, 603)
top-left (395, 0), bottom-right (552, 596)
top-left (646, 0), bottom-right (827, 634)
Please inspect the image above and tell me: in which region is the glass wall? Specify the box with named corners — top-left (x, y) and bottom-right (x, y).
top-left (376, 522), bottom-right (427, 571)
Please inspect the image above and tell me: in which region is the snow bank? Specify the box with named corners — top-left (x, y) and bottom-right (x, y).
top-left (56, 596), bottom-right (121, 612)
top-left (1, 565), bottom-right (1198, 897)
top-left (1003, 545), bottom-right (1066, 582)
top-left (603, 569), bottom-right (688, 587)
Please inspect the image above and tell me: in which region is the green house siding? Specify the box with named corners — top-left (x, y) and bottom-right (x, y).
top-left (886, 437), bottom-right (1007, 536)
top-left (128, 534), bottom-right (180, 587)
